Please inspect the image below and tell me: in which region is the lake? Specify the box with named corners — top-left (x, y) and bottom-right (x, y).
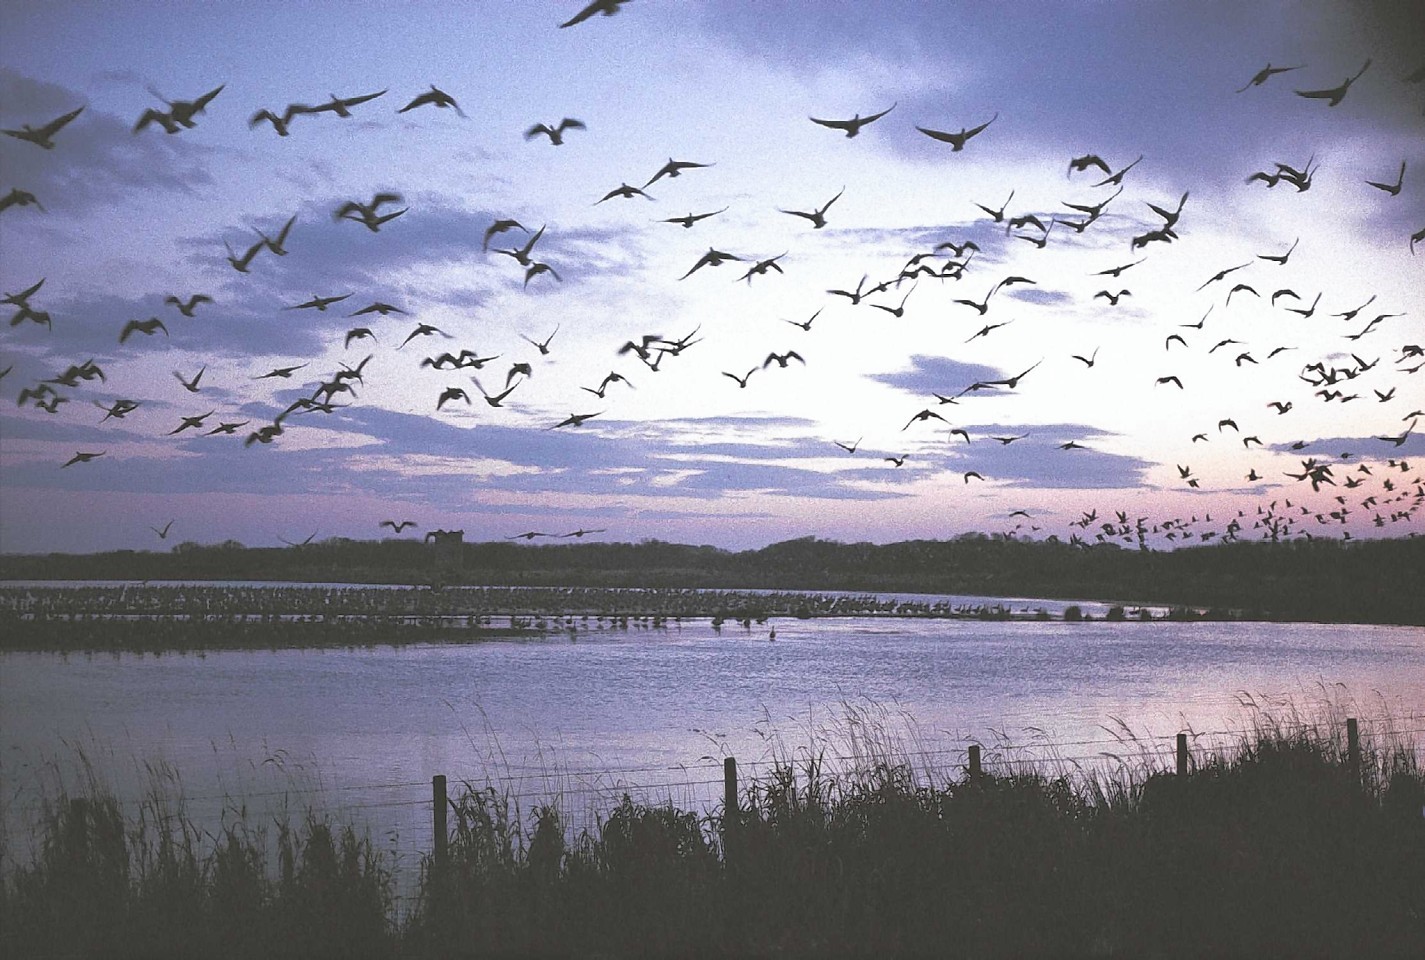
top-left (3, 609), bottom-right (1422, 889)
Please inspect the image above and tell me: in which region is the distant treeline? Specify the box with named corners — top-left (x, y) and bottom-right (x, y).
top-left (3, 534), bottom-right (1422, 624)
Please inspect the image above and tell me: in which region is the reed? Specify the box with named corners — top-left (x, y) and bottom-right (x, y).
top-left (3, 709), bottom-right (1420, 958)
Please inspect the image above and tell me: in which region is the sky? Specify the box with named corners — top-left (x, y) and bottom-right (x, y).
top-left (1, 0), bottom-right (1422, 554)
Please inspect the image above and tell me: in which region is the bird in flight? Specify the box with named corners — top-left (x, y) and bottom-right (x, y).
top-left (0, 188), bottom-right (45, 215)
top-left (552, 412), bottom-right (601, 428)
top-left (1094, 289), bottom-right (1131, 306)
top-left (436, 387), bottom-right (471, 410)
top-left (779, 187), bottom-right (844, 229)
top-left (62, 451), bottom-right (105, 468)
top-left (1295, 59), bottom-right (1371, 106)
top-left (119, 317), bottom-right (167, 343)
top-left (150, 520), bottom-right (175, 540)
top-left (809, 103), bottom-right (896, 137)
top-left (254, 363), bottom-right (308, 380)
top-left (399, 323), bottom-right (451, 349)
top-left (1236, 63), bottom-right (1303, 92)
top-left (645, 158), bottom-right (713, 186)
top-left (1365, 161), bottom-right (1405, 196)
top-left (1093, 155), bottom-right (1142, 187)
top-left (1071, 347), bottom-right (1100, 368)
top-left (335, 193), bottom-right (406, 232)
top-left (723, 368), bottom-right (757, 389)
top-left (173, 366), bottom-right (205, 392)
top-left (763, 351), bottom-right (805, 369)
top-left (165, 294), bottom-right (212, 317)
top-left (136, 85), bottom-right (224, 134)
top-left (522, 325), bottom-right (559, 355)
top-left (398, 85), bottom-right (465, 117)
top-left (484, 219), bottom-right (527, 251)
top-left (3, 106), bottom-right (84, 149)
top-left (903, 409), bottom-right (948, 430)
top-left (224, 237), bottom-right (267, 273)
top-left (561, 528), bottom-right (607, 538)
top-left (96, 399), bottom-right (141, 421)
top-left (285, 293), bottom-right (351, 312)
top-left (380, 520), bottom-right (418, 533)
top-left (1257, 238), bottom-right (1299, 266)
top-left (525, 118), bottom-right (585, 145)
top-left (973, 190), bottom-right (1014, 222)
top-left (560, 0), bottom-right (631, 28)
top-left (739, 253), bottom-right (788, 283)
top-left (596, 182), bottom-right (653, 204)
top-left (1068, 154), bottom-right (1111, 176)
top-left (659, 207), bottom-right (727, 229)
top-left (834, 437), bottom-right (862, 454)
top-left (679, 248), bottom-right (742, 280)
top-left (915, 113), bottom-right (998, 151)
top-left (473, 377), bottom-right (520, 407)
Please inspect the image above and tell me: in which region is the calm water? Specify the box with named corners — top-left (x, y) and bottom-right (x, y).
top-left (3, 615), bottom-right (1422, 880)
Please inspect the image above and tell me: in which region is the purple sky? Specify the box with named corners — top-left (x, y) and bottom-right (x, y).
top-left (1, 0), bottom-right (1422, 553)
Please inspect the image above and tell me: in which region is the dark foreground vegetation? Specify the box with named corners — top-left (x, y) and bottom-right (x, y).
top-left (4, 534), bottom-right (1423, 624)
top-left (4, 722), bottom-right (1422, 959)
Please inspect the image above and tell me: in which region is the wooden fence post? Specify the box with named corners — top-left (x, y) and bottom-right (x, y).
top-left (1176, 733), bottom-right (1189, 777)
top-left (967, 744), bottom-right (982, 781)
top-left (433, 775), bottom-right (448, 874)
top-left (1345, 718), bottom-right (1361, 785)
top-left (724, 757), bottom-right (738, 825)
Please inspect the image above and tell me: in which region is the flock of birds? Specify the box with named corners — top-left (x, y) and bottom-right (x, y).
top-left (2, 1), bottom-right (1423, 551)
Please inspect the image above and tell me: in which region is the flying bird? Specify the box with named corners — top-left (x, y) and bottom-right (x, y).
top-left (1295, 59), bottom-right (1371, 106)
top-left (484, 219), bottom-right (527, 251)
top-left (679, 248), bottom-right (742, 280)
top-left (150, 520), bottom-right (175, 540)
top-left (0, 188), bottom-right (46, 215)
top-left (525, 118), bottom-right (585, 145)
top-left (659, 207), bottom-right (727, 228)
top-left (1365, 161), bottom-right (1405, 196)
top-left (596, 183), bottom-right (653, 204)
top-left (400, 323), bottom-right (451, 348)
top-left (436, 387), bottom-right (471, 410)
top-left (645, 158), bottom-right (713, 186)
top-left (345, 328), bottom-right (378, 348)
top-left (380, 520), bottom-right (418, 533)
top-left (1068, 154), bottom-right (1112, 176)
top-left (552, 412), bottom-right (601, 428)
top-left (398, 85), bottom-right (465, 117)
top-left (165, 294), bottom-right (212, 317)
top-left (3, 106), bottom-right (84, 149)
top-left (1236, 63), bottom-right (1303, 92)
top-left (779, 187), bottom-right (844, 229)
top-left (834, 438), bottom-right (862, 454)
top-left (809, 103), bottom-right (896, 137)
top-left (915, 113), bottom-right (997, 151)
top-left (119, 317), bottom-right (167, 343)
top-left (1093, 155), bottom-right (1142, 187)
top-left (560, 0), bottom-right (632, 28)
top-left (763, 351), bottom-right (805, 369)
top-left (285, 293), bottom-right (351, 312)
top-left (61, 451), bottom-right (104, 468)
top-left (173, 366), bottom-right (205, 392)
top-left (521, 325), bottom-right (559, 355)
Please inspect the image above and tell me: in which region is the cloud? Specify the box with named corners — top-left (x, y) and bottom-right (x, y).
top-left (865, 354), bottom-right (1007, 395)
top-left (0, 69), bottom-right (215, 216)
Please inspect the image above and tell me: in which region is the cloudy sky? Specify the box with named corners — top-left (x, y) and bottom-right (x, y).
top-left (1, 0), bottom-right (1422, 554)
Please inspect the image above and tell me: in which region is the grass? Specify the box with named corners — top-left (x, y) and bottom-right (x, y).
top-left (3, 711), bottom-right (1422, 959)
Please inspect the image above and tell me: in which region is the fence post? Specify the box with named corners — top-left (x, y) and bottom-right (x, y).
top-left (1346, 718), bottom-right (1361, 785)
top-left (1176, 733), bottom-right (1189, 777)
top-left (724, 757), bottom-right (738, 825)
top-left (967, 744), bottom-right (982, 781)
top-left (433, 775), bottom-right (448, 874)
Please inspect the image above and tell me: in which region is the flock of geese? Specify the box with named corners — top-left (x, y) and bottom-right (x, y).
top-left (2, 1), bottom-right (1422, 551)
